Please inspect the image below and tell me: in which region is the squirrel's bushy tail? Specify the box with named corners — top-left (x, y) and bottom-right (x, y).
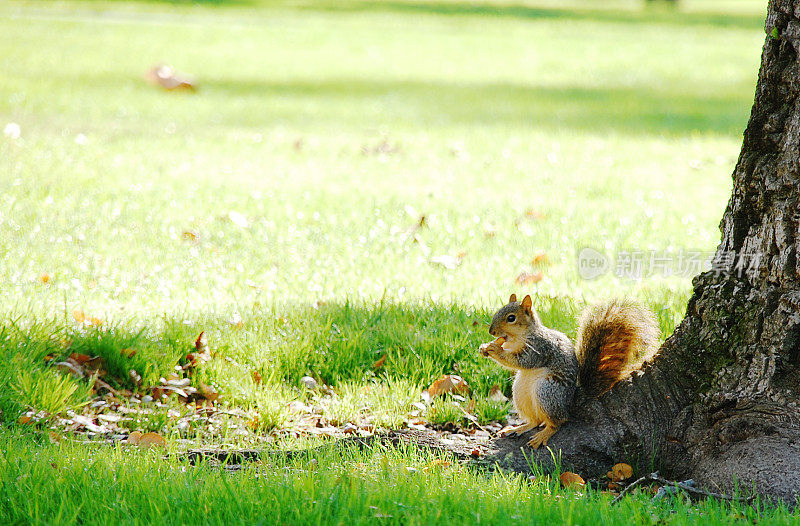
top-left (575, 300), bottom-right (660, 398)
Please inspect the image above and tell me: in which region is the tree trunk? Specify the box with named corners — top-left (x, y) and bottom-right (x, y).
top-left (494, 0), bottom-right (800, 503)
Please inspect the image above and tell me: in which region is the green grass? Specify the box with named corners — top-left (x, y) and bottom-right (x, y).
top-left (1, 0), bottom-right (793, 522)
top-left (3, 432), bottom-right (798, 526)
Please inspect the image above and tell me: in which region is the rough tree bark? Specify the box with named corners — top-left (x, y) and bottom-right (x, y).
top-left (492, 0), bottom-right (800, 503)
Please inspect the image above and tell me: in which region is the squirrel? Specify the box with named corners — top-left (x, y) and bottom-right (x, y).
top-left (479, 294), bottom-right (659, 449)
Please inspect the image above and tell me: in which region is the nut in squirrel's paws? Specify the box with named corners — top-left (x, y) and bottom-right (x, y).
top-left (479, 336), bottom-right (505, 356)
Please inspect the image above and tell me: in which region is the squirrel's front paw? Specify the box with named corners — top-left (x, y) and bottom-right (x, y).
top-left (479, 337), bottom-right (505, 357)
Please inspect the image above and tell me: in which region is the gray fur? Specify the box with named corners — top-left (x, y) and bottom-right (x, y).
top-left (517, 326), bottom-right (578, 385)
top-left (537, 377), bottom-right (574, 424)
top-left (489, 301), bottom-right (579, 424)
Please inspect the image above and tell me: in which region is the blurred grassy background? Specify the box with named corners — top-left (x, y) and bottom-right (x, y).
top-left (0, 0), bottom-right (765, 422)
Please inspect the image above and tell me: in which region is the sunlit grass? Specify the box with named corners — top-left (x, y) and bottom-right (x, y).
top-left (1, 432), bottom-right (795, 525)
top-left (0, 0), bottom-right (759, 436)
top-left (0, 0), bottom-right (761, 317)
top-left (0, 0), bottom-right (788, 521)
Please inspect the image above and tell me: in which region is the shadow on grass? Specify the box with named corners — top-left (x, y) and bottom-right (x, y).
top-left (0, 298), bottom-right (578, 418)
top-left (204, 76), bottom-right (752, 136)
top-left (290, 0), bottom-right (766, 31)
top-left (71, 0), bottom-right (766, 31)
top-left (0, 294), bottom-right (683, 421)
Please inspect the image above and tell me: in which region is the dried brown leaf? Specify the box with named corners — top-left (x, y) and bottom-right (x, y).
top-left (531, 252), bottom-right (549, 267)
top-left (181, 230), bottom-right (199, 242)
top-left (611, 463), bottom-right (633, 482)
top-left (55, 361), bottom-right (84, 378)
top-left (136, 432), bottom-right (167, 449)
top-left (422, 459), bottom-right (452, 473)
top-left (195, 332), bottom-right (208, 354)
top-left (69, 353), bottom-right (92, 364)
top-left (427, 375), bottom-right (470, 398)
top-left (373, 354), bottom-right (387, 369)
top-left (515, 271), bottom-right (543, 286)
top-left (560, 472), bottom-right (586, 489)
top-left (72, 310), bottom-right (102, 327)
top-left (430, 254), bottom-right (464, 270)
top-left (514, 209), bottom-right (544, 227)
top-left (488, 384), bottom-right (509, 403)
top-left (144, 64), bottom-right (197, 91)
top-left (198, 383), bottom-right (219, 402)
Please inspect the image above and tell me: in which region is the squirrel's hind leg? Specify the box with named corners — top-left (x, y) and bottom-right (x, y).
top-left (527, 423), bottom-right (558, 449)
top-left (498, 420), bottom-right (541, 438)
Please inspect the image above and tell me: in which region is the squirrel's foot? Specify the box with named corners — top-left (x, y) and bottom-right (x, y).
top-left (527, 426), bottom-right (558, 449)
top-left (499, 421), bottom-right (539, 438)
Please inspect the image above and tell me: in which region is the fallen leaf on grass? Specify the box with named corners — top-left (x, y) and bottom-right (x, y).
top-left (362, 138), bottom-right (400, 156)
top-left (195, 331), bottom-right (209, 354)
top-left (72, 310), bottom-right (102, 327)
top-left (184, 332), bottom-right (212, 370)
top-left (422, 459), bottom-right (452, 473)
top-left (69, 353), bottom-right (92, 364)
top-left (406, 417), bottom-right (427, 431)
top-left (198, 383), bottom-right (219, 402)
top-left (228, 312), bottom-right (244, 329)
top-left (181, 230), bottom-right (200, 242)
top-left (560, 472), bottom-right (586, 489)
top-left (127, 431), bottom-right (167, 449)
top-left (514, 208), bottom-right (545, 226)
top-left (144, 64), bottom-right (197, 91)
top-left (515, 271), bottom-right (543, 286)
top-left (608, 463), bottom-right (633, 482)
top-left (531, 252), bottom-right (549, 267)
top-left (70, 353), bottom-right (104, 374)
top-left (55, 360), bottom-right (84, 378)
top-left (373, 354), bottom-right (387, 369)
top-left (227, 211), bottom-right (249, 228)
top-left (73, 415), bottom-right (105, 434)
top-left (426, 375), bottom-right (470, 398)
top-left (488, 384), bottom-right (509, 403)
top-left (93, 378), bottom-right (119, 396)
top-left (430, 252), bottom-right (466, 270)
top-left (251, 370), bottom-right (263, 384)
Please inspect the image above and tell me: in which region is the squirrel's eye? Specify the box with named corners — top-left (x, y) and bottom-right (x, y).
top-left (507, 314), bottom-right (516, 323)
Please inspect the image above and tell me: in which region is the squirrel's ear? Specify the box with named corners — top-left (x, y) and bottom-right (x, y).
top-left (522, 295), bottom-right (533, 312)
top-left (509, 294), bottom-right (517, 303)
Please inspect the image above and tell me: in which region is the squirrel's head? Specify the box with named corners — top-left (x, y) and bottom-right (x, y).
top-left (488, 294), bottom-right (540, 340)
